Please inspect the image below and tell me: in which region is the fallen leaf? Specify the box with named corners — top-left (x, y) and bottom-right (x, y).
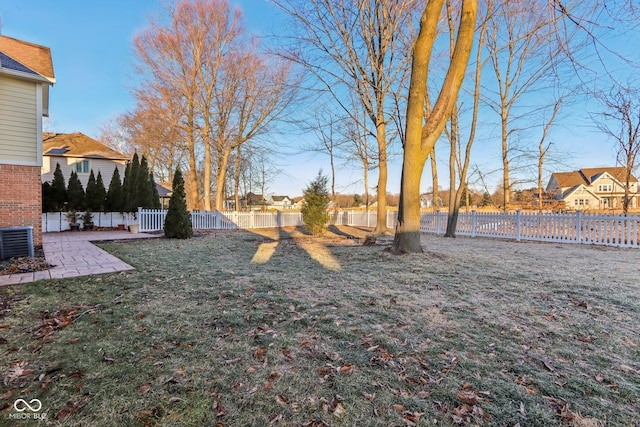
top-left (275, 395), bottom-right (288, 406)
top-left (270, 412), bottom-right (283, 424)
top-left (67, 337), bottom-right (80, 344)
top-left (393, 404), bottom-right (404, 414)
top-left (362, 391), bottom-right (375, 401)
top-left (256, 347), bottom-right (266, 358)
top-left (139, 383), bottom-right (152, 394)
top-left (620, 364), bottom-right (639, 374)
top-left (0, 390), bottom-right (12, 400)
top-left (333, 402), bottom-right (346, 417)
top-left (137, 313), bottom-right (146, 319)
top-left (339, 363), bottom-right (353, 373)
top-left (595, 373), bottom-right (604, 382)
top-left (169, 397), bottom-right (182, 403)
top-left (456, 390), bottom-right (480, 406)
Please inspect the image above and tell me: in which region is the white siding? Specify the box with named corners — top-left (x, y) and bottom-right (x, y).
top-left (41, 156), bottom-right (126, 188)
top-left (0, 75), bottom-right (41, 165)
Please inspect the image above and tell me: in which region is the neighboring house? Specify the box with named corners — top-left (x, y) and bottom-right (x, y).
top-left (546, 167), bottom-right (639, 210)
top-left (41, 132), bottom-right (128, 188)
top-left (242, 192), bottom-right (268, 210)
top-left (0, 35), bottom-right (55, 247)
top-left (156, 183), bottom-right (172, 209)
top-left (223, 192), bottom-right (268, 211)
top-left (266, 195), bottom-right (293, 210)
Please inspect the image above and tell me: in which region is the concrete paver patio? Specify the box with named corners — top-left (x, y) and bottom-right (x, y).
top-left (0, 231), bottom-right (161, 286)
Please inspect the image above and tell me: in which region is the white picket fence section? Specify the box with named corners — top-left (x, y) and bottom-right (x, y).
top-left (42, 208), bottom-right (640, 248)
top-left (137, 209), bottom-right (305, 232)
top-left (415, 210), bottom-right (640, 248)
top-left (42, 212), bottom-right (137, 232)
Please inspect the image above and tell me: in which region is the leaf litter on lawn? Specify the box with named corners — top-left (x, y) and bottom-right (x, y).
top-left (0, 227), bottom-right (637, 426)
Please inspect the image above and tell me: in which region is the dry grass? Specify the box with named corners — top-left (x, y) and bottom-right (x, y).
top-left (0, 226), bottom-right (638, 426)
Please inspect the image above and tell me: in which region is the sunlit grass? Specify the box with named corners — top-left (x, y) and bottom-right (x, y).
top-left (0, 227), bottom-right (638, 426)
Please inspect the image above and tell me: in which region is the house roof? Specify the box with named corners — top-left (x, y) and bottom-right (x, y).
top-left (156, 183), bottom-right (172, 198)
top-left (271, 195), bottom-right (290, 202)
top-left (243, 192), bottom-right (267, 205)
top-left (0, 35), bottom-right (55, 82)
top-left (550, 167), bottom-right (638, 188)
top-left (43, 132), bottom-right (129, 160)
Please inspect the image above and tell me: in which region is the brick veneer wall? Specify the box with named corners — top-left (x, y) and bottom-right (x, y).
top-left (0, 164), bottom-right (42, 246)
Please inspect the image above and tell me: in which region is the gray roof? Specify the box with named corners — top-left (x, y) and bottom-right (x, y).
top-left (0, 51), bottom-right (39, 75)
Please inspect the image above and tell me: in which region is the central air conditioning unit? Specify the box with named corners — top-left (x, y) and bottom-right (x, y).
top-left (0, 226), bottom-right (34, 260)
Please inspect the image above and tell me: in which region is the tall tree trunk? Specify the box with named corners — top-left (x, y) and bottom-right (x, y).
top-left (363, 157), bottom-right (369, 211)
top-left (392, 0), bottom-right (477, 254)
top-left (430, 148), bottom-right (439, 211)
top-left (215, 149), bottom-right (231, 211)
top-left (444, 109), bottom-right (458, 237)
top-left (203, 125), bottom-right (212, 211)
top-left (374, 121), bottom-right (388, 234)
top-left (186, 119), bottom-right (199, 210)
top-left (234, 146), bottom-right (241, 212)
top-left (501, 107), bottom-right (510, 211)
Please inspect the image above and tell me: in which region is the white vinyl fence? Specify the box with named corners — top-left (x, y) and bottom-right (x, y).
top-left (137, 209), bottom-right (304, 232)
top-left (43, 209), bottom-right (640, 248)
top-left (415, 210), bottom-right (640, 248)
top-left (42, 212), bottom-right (137, 232)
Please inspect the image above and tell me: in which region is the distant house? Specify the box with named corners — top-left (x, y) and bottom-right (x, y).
top-left (41, 132), bottom-right (128, 187)
top-left (156, 183), bottom-right (172, 209)
top-left (266, 195), bottom-right (293, 210)
top-left (0, 35), bottom-right (55, 247)
top-left (546, 167), bottom-right (639, 210)
top-left (226, 192), bottom-right (269, 211)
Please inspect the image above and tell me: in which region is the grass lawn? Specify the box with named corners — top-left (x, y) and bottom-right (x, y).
top-left (0, 226), bottom-right (638, 426)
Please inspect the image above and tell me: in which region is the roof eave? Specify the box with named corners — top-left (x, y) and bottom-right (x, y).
top-left (0, 66), bottom-right (54, 84)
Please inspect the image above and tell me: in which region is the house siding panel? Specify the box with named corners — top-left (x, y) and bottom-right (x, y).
top-left (0, 164), bottom-right (42, 246)
top-left (41, 156), bottom-right (126, 188)
top-left (0, 75), bottom-right (39, 165)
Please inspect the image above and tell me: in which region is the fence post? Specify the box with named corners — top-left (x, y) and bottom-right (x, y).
top-left (471, 210), bottom-right (476, 238)
top-left (576, 210), bottom-right (582, 243)
top-left (516, 210), bottom-right (521, 241)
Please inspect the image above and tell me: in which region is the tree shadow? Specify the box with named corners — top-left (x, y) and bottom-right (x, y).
top-left (327, 224), bottom-right (360, 240)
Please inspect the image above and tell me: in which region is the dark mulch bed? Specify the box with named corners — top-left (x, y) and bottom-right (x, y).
top-left (0, 247), bottom-right (53, 276)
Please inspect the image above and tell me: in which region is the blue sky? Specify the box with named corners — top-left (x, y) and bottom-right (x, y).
top-left (1, 1), bottom-right (635, 197)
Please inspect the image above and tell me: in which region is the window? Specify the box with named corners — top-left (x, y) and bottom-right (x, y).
top-left (597, 184), bottom-right (612, 192)
top-left (75, 160), bottom-right (89, 174)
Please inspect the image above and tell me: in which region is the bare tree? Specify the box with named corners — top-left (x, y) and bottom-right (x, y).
top-left (443, 0), bottom-right (490, 237)
top-left (132, 0), bottom-right (244, 209)
top-left (307, 110), bottom-right (348, 207)
top-left (595, 86), bottom-right (640, 214)
top-left (483, 0), bottom-right (565, 211)
top-left (391, 0), bottom-right (478, 254)
top-left (211, 47), bottom-right (298, 210)
top-left (274, 0), bottom-right (416, 235)
top-left (536, 100), bottom-right (561, 212)
top-left (340, 95), bottom-right (378, 211)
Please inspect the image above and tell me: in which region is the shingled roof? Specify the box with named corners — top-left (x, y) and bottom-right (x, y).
top-left (0, 35), bottom-right (55, 82)
top-left (550, 167), bottom-right (637, 188)
top-left (43, 132), bottom-right (128, 160)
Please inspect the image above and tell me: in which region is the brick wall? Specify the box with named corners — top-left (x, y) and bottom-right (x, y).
top-left (0, 164), bottom-right (42, 246)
